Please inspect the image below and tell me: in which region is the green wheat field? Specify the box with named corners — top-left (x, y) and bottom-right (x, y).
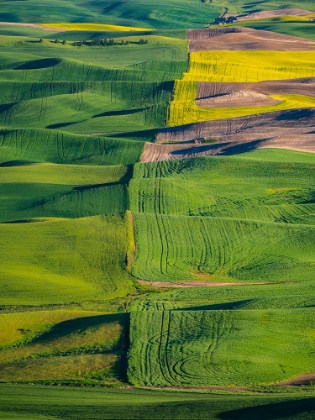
top-left (1, 0), bottom-right (315, 418)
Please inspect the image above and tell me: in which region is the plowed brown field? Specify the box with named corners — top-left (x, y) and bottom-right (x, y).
top-left (141, 108), bottom-right (315, 162)
top-left (230, 8), bottom-right (312, 21)
top-left (196, 78), bottom-right (315, 108)
top-left (187, 27), bottom-right (315, 52)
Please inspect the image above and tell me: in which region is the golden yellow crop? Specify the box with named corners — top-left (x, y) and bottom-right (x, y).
top-left (168, 51), bottom-right (315, 126)
top-left (43, 23), bottom-right (154, 32)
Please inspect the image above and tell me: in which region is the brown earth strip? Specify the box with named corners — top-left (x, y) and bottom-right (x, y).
top-left (187, 27), bottom-right (315, 51)
top-left (0, 22), bottom-right (67, 32)
top-left (141, 108), bottom-right (315, 162)
top-left (229, 8), bottom-right (313, 21)
top-left (276, 373), bottom-right (315, 386)
top-left (196, 78), bottom-right (315, 108)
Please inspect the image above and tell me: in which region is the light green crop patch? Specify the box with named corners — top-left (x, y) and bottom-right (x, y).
top-left (0, 215), bottom-right (134, 305)
top-left (128, 309), bottom-right (315, 386)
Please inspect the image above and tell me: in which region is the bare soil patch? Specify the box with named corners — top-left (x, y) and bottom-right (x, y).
top-left (0, 22), bottom-right (66, 32)
top-left (276, 373), bottom-right (315, 386)
top-left (233, 8), bottom-right (312, 22)
top-left (187, 27), bottom-right (315, 52)
top-left (141, 108), bottom-right (315, 162)
top-left (196, 78), bottom-right (315, 108)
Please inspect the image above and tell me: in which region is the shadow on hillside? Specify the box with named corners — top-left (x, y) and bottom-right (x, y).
top-left (32, 313), bottom-right (128, 344)
top-left (92, 108), bottom-right (145, 118)
top-left (15, 58), bottom-right (60, 70)
top-left (175, 299), bottom-right (254, 311)
top-left (275, 109), bottom-right (315, 121)
top-left (46, 121), bottom-right (79, 129)
top-left (0, 160), bottom-right (36, 167)
top-left (219, 398), bottom-right (315, 420)
top-left (219, 139), bottom-right (269, 155)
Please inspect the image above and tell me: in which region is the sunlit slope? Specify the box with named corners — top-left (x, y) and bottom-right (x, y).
top-left (0, 0), bottom-right (221, 29)
top-left (44, 23), bottom-right (153, 31)
top-left (185, 51), bottom-right (315, 82)
top-left (130, 151), bottom-right (315, 282)
top-left (235, 21), bottom-right (315, 40)
top-left (0, 159), bottom-right (131, 222)
top-left (128, 309), bottom-right (315, 386)
top-left (129, 280), bottom-right (315, 312)
top-left (0, 129), bottom-right (143, 165)
top-left (0, 33), bottom-right (189, 310)
top-left (169, 51), bottom-right (315, 126)
top-left (132, 213), bottom-right (315, 282)
top-left (0, 311), bottom-right (128, 385)
top-left (130, 151), bottom-right (315, 221)
top-left (1, 0), bottom-right (315, 28)
top-left (214, 0), bottom-right (315, 14)
top-left (0, 215), bottom-right (133, 305)
top-left (2, 385), bottom-right (315, 420)
top-left (0, 52), bottom-right (185, 135)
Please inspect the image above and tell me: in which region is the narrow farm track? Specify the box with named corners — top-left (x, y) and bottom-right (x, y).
top-left (0, 22), bottom-right (66, 32)
top-left (137, 280), bottom-right (273, 288)
top-left (187, 26), bottom-right (315, 52)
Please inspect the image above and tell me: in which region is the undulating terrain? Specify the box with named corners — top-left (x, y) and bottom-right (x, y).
top-left (0, 0), bottom-right (315, 418)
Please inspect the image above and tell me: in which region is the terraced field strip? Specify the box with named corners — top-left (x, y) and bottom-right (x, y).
top-left (129, 279), bottom-right (315, 312)
top-left (232, 8), bottom-right (313, 21)
top-left (0, 311), bottom-right (128, 384)
top-left (131, 152), bottom-right (315, 282)
top-left (2, 384), bottom-right (315, 420)
top-left (0, 214), bottom-right (134, 305)
top-left (187, 26), bottom-right (315, 52)
top-left (128, 309), bottom-right (315, 386)
top-left (132, 213), bottom-right (315, 283)
top-left (0, 22), bottom-right (66, 32)
top-left (168, 50), bottom-right (315, 127)
top-left (137, 280), bottom-right (272, 288)
top-left (155, 108), bottom-right (315, 159)
top-left (43, 23), bottom-right (154, 32)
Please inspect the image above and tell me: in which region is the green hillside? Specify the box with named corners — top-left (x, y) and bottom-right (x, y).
top-left (130, 151), bottom-right (315, 282)
top-left (1, 0), bottom-right (315, 417)
top-left (129, 309), bottom-right (315, 386)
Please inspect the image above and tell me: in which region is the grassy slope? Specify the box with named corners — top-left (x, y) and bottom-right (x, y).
top-left (234, 21), bottom-right (315, 40)
top-left (1, 384), bottom-right (314, 420)
top-left (0, 215), bottom-right (133, 305)
top-left (130, 150), bottom-right (315, 282)
top-left (0, 311), bottom-right (128, 385)
top-left (129, 279), bottom-right (315, 311)
top-left (0, 32), bottom-right (187, 305)
top-left (128, 309), bottom-right (315, 386)
top-left (0, 30), bottom-right (187, 390)
top-left (1, 1), bottom-right (315, 413)
top-left (0, 0), bottom-right (221, 29)
top-left (215, 0), bottom-right (315, 14)
top-left (1, 0), bottom-right (315, 28)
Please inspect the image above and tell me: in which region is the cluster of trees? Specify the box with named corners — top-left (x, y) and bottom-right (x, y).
top-left (72, 38), bottom-right (148, 47)
top-left (49, 38), bottom-right (149, 47)
top-left (213, 16), bottom-right (237, 24)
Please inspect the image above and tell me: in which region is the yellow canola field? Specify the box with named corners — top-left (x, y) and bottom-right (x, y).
top-left (184, 51), bottom-right (315, 83)
top-left (43, 23), bottom-right (154, 32)
top-left (168, 51), bottom-right (315, 126)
